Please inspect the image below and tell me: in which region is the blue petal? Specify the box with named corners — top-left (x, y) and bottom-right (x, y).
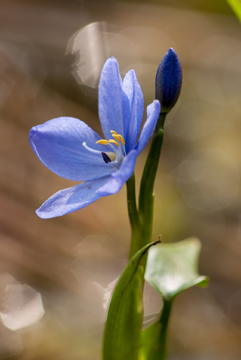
top-left (98, 57), bottom-right (129, 139)
top-left (36, 176), bottom-right (111, 219)
top-left (29, 117), bottom-right (116, 181)
top-left (122, 70), bottom-right (144, 153)
top-left (97, 150), bottom-right (137, 196)
top-left (136, 100), bottom-right (160, 155)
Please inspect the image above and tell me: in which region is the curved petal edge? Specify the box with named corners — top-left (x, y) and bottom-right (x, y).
top-left (36, 176), bottom-right (110, 219)
top-left (136, 100), bottom-right (160, 155)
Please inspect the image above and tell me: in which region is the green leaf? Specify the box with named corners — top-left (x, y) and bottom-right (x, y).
top-left (226, 0), bottom-right (241, 22)
top-left (140, 299), bottom-right (172, 360)
top-left (145, 237), bottom-right (209, 300)
top-left (140, 322), bottom-right (163, 360)
top-left (102, 241), bottom-right (160, 360)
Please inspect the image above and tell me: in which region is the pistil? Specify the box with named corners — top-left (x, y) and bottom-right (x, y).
top-left (82, 141), bottom-right (117, 163)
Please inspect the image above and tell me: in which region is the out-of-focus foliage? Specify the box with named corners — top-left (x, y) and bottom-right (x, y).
top-left (104, 0), bottom-right (233, 16)
top-left (226, 0), bottom-right (241, 21)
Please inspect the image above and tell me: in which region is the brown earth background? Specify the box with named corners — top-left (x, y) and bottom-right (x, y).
top-left (0, 0), bottom-right (241, 359)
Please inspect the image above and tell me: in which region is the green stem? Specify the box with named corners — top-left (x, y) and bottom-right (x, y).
top-left (126, 112), bottom-right (166, 261)
top-left (126, 174), bottom-right (141, 260)
top-left (140, 297), bottom-right (173, 360)
top-left (138, 112), bottom-right (166, 251)
top-left (158, 298), bottom-right (173, 360)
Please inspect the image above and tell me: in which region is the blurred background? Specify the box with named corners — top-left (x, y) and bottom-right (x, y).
top-left (0, 0), bottom-right (241, 359)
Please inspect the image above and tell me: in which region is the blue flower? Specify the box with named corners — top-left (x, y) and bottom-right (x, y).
top-left (155, 48), bottom-right (182, 113)
top-left (29, 57), bottom-right (160, 218)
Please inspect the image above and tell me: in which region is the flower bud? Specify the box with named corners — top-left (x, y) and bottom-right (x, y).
top-left (155, 48), bottom-right (182, 113)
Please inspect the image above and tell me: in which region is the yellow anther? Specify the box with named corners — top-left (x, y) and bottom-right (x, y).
top-left (118, 134), bottom-right (125, 146)
top-left (108, 139), bottom-right (119, 147)
top-left (96, 139), bottom-right (109, 145)
top-left (96, 131), bottom-right (125, 148)
top-left (112, 134), bottom-right (121, 142)
top-left (111, 132), bottom-right (126, 146)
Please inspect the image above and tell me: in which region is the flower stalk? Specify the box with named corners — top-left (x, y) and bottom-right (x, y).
top-left (127, 48), bottom-right (182, 261)
top-left (127, 112), bottom-right (166, 260)
top-left (158, 298), bottom-right (173, 360)
top-left (126, 48), bottom-right (182, 360)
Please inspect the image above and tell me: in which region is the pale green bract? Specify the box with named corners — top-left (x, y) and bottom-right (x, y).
top-left (145, 237), bottom-right (209, 300)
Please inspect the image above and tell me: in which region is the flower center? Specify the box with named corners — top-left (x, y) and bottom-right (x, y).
top-left (82, 130), bottom-right (126, 167)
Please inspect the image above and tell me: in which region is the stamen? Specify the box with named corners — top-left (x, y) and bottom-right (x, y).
top-left (86, 130), bottom-right (126, 167)
top-left (96, 139), bottom-right (109, 145)
top-left (101, 152), bottom-right (111, 163)
top-left (108, 139), bottom-right (119, 147)
top-left (112, 133), bottom-right (125, 146)
top-left (118, 134), bottom-right (125, 146)
top-left (96, 131), bottom-right (125, 148)
top-left (112, 134), bottom-right (121, 141)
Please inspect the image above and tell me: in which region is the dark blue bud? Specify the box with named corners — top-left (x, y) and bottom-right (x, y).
top-left (155, 48), bottom-right (182, 113)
